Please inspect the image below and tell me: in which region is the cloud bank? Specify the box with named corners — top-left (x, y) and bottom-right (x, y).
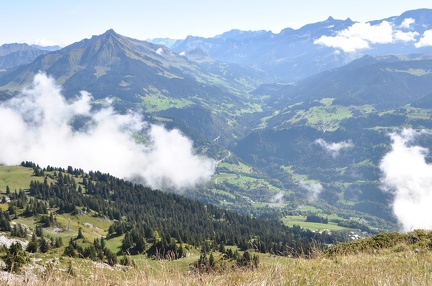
top-left (415, 30), bottom-right (432, 48)
top-left (380, 129), bottom-right (432, 231)
top-left (314, 19), bottom-right (422, 53)
top-left (0, 73), bottom-right (215, 191)
top-left (315, 138), bottom-right (353, 158)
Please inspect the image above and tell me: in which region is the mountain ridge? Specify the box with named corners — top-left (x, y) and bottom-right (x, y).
top-left (0, 43), bottom-right (49, 70)
top-left (166, 8), bottom-right (432, 82)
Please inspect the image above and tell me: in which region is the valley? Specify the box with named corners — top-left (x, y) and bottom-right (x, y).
top-left (0, 6), bottom-right (432, 284)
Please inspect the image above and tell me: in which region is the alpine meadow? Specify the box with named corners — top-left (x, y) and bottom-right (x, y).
top-left (1, 4), bottom-right (432, 285)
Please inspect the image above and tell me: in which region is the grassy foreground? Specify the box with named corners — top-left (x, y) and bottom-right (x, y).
top-left (2, 247), bottom-right (431, 285)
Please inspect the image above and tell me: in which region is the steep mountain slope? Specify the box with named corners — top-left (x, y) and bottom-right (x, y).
top-left (0, 29), bottom-right (264, 143)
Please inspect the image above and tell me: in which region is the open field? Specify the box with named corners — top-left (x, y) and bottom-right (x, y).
top-left (281, 215), bottom-right (353, 231)
top-left (0, 166), bottom-right (46, 192)
top-left (217, 162), bottom-right (253, 174)
top-left (141, 94), bottom-right (194, 112)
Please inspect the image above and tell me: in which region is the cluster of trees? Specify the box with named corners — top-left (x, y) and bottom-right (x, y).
top-left (7, 189), bottom-right (48, 217)
top-left (3, 242), bottom-right (28, 272)
top-left (193, 247), bottom-right (259, 273)
top-left (26, 229), bottom-right (63, 253)
top-left (1, 228), bottom-right (63, 272)
top-left (306, 215), bottom-right (328, 224)
top-left (63, 235), bottom-right (118, 266)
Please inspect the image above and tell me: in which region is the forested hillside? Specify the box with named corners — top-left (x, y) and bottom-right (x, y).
top-left (0, 162), bottom-right (345, 270)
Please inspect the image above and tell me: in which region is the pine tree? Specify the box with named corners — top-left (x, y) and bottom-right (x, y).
top-left (209, 252), bottom-right (215, 268)
top-left (76, 227), bottom-right (84, 239)
top-left (40, 236), bottom-right (50, 253)
top-left (54, 237), bottom-right (63, 248)
top-left (121, 232), bottom-right (133, 253)
top-left (4, 242), bottom-right (28, 272)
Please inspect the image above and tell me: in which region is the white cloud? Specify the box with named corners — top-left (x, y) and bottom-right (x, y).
top-left (315, 138), bottom-right (353, 158)
top-left (400, 18), bottom-right (415, 29)
top-left (415, 30), bottom-right (432, 48)
top-left (314, 20), bottom-right (420, 53)
top-left (299, 181), bottom-right (323, 201)
top-left (339, 21), bottom-right (394, 44)
top-left (0, 73), bottom-right (215, 191)
top-left (314, 35), bottom-right (370, 53)
top-left (393, 31), bottom-right (419, 42)
top-left (32, 38), bottom-right (58, 46)
top-left (156, 47), bottom-right (164, 55)
top-left (270, 192), bottom-right (284, 204)
top-left (380, 128), bottom-right (432, 231)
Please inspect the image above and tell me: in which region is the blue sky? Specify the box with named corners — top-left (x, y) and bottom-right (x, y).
top-left (2, 0), bottom-right (432, 46)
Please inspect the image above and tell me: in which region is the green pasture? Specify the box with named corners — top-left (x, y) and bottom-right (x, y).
top-left (279, 99), bottom-right (376, 130)
top-left (213, 173), bottom-right (281, 193)
top-left (211, 189), bottom-right (236, 200)
top-left (299, 205), bottom-right (321, 212)
top-left (0, 165), bottom-right (45, 192)
top-left (281, 215), bottom-right (352, 231)
top-left (141, 94), bottom-right (194, 112)
top-left (217, 162), bottom-right (253, 174)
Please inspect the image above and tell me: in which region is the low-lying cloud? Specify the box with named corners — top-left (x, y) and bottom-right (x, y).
top-left (270, 192), bottom-right (284, 204)
top-left (315, 138), bottom-right (353, 158)
top-left (314, 19), bottom-right (423, 53)
top-left (0, 73), bottom-right (215, 191)
top-left (156, 47), bottom-right (164, 55)
top-left (299, 181), bottom-right (323, 201)
top-left (380, 128), bottom-right (432, 231)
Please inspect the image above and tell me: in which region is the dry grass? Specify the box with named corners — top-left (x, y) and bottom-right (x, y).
top-left (1, 249), bottom-right (432, 286)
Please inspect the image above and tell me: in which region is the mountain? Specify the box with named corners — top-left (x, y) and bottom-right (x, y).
top-left (172, 9), bottom-right (432, 82)
top-left (231, 53), bottom-right (432, 226)
top-left (2, 11), bottom-right (432, 232)
top-left (30, 44), bottom-right (62, 51)
top-left (0, 29), bottom-right (264, 143)
top-left (171, 18), bottom-right (355, 82)
top-left (0, 43), bottom-right (49, 70)
top-left (257, 54), bottom-right (432, 111)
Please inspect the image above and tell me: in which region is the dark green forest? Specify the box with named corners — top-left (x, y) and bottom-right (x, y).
top-left (1, 162), bottom-right (347, 266)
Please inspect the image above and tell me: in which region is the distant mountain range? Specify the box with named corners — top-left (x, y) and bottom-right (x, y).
top-left (0, 43), bottom-right (61, 70)
top-left (150, 9), bottom-right (432, 82)
top-left (0, 44), bottom-right (47, 70)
